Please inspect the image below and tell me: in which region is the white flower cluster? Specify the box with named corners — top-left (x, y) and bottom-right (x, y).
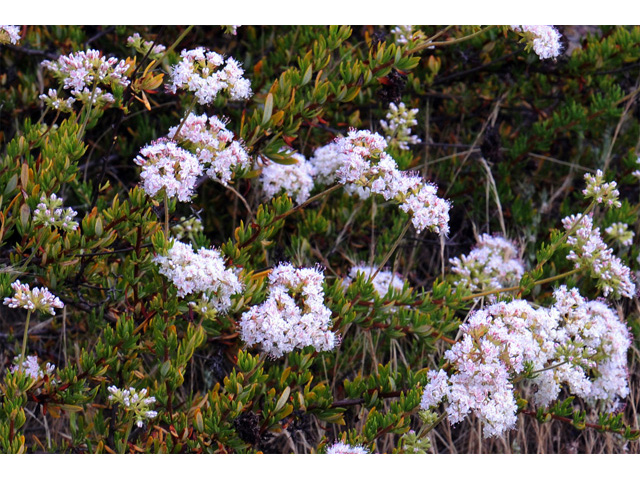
top-left (334, 129), bottom-right (450, 235)
top-left (562, 213), bottom-right (636, 298)
top-left (343, 264), bottom-right (404, 297)
top-left (379, 102), bottom-right (421, 150)
top-left (390, 25), bottom-right (414, 45)
top-left (260, 151), bottom-right (315, 205)
top-left (154, 240), bottom-right (242, 313)
top-left (10, 355), bottom-right (55, 381)
top-left (167, 47), bottom-right (252, 105)
top-left (40, 49), bottom-right (131, 109)
top-left (0, 25), bottom-right (21, 45)
top-left (582, 169), bottom-right (621, 208)
top-left (325, 441), bottom-right (369, 454)
top-left (449, 234), bottom-right (524, 293)
top-left (511, 25), bottom-right (563, 60)
top-left (421, 291), bottom-right (632, 437)
top-left (168, 112), bottom-right (250, 186)
top-left (239, 263), bottom-right (337, 358)
top-left (134, 138), bottom-right (202, 202)
top-left (3, 280), bottom-right (64, 315)
top-left (605, 222), bottom-right (634, 247)
top-left (126, 33), bottom-right (166, 59)
top-left (108, 386), bottom-right (158, 428)
top-left (309, 142), bottom-right (349, 186)
top-left (33, 193), bottom-right (79, 232)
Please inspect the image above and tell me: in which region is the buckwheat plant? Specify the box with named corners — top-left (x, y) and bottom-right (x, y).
top-left (326, 441), bottom-right (369, 454)
top-left (10, 355), bottom-right (56, 382)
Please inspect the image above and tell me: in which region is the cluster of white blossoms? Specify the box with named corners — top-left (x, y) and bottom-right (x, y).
top-left (126, 33), bottom-right (166, 60)
top-left (389, 25), bottom-right (425, 46)
top-left (167, 47), bottom-right (252, 105)
top-left (334, 129), bottom-right (451, 235)
top-left (171, 216), bottom-right (203, 242)
top-left (107, 386), bottom-right (158, 428)
top-left (33, 193), bottom-right (79, 232)
top-left (239, 263), bottom-right (337, 358)
top-left (3, 280), bottom-right (64, 315)
top-left (40, 49), bottom-right (131, 109)
top-left (325, 441), bottom-right (369, 454)
top-left (605, 222), bottom-right (635, 247)
top-left (343, 264), bottom-right (404, 297)
top-left (511, 25), bottom-right (563, 60)
top-left (582, 169), bottom-right (621, 208)
top-left (0, 25), bottom-right (21, 45)
top-left (421, 290), bottom-right (632, 437)
top-left (379, 102), bottom-right (421, 151)
top-left (449, 234), bottom-right (524, 293)
top-left (562, 213), bottom-right (636, 298)
top-left (309, 142), bottom-right (349, 186)
top-left (134, 138), bottom-right (202, 202)
top-left (168, 112), bottom-right (250, 186)
top-left (260, 151), bottom-right (315, 205)
top-left (154, 240), bottom-right (242, 313)
top-left (10, 355), bottom-right (55, 381)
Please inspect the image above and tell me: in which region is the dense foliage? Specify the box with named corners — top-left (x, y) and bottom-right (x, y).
top-left (1, 25), bottom-right (640, 454)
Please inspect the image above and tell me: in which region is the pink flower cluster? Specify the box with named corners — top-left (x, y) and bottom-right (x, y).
top-left (421, 289), bottom-right (632, 437)
top-left (260, 152), bottom-right (315, 205)
top-left (40, 49), bottom-right (130, 109)
top-left (511, 25), bottom-right (563, 60)
top-left (449, 234), bottom-right (524, 293)
top-left (167, 47), bottom-right (252, 105)
top-left (3, 280), bottom-right (64, 315)
top-left (154, 240), bottom-right (243, 313)
top-left (168, 112), bottom-right (250, 186)
top-left (562, 213), bottom-right (636, 298)
top-left (239, 263), bottom-right (337, 358)
top-left (333, 129), bottom-right (450, 235)
top-left (134, 139), bottom-right (202, 202)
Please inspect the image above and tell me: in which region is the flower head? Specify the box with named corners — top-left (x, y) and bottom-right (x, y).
top-left (260, 152), bottom-right (315, 205)
top-left (108, 386), bottom-right (158, 428)
top-left (379, 102), bottom-right (421, 150)
top-left (582, 170), bottom-right (621, 208)
top-left (127, 33), bottom-right (166, 60)
top-left (10, 355), bottom-right (55, 381)
top-left (326, 441), bottom-right (369, 454)
top-left (239, 263), bottom-right (337, 358)
top-left (154, 239), bottom-right (243, 313)
top-left (40, 49), bottom-right (131, 109)
top-left (562, 214), bottom-right (635, 298)
top-left (167, 47), bottom-right (252, 105)
top-left (511, 25), bottom-right (562, 60)
top-left (134, 138), bottom-right (203, 202)
top-left (168, 112), bottom-right (250, 185)
top-left (33, 193), bottom-right (79, 232)
top-left (449, 234), bottom-right (524, 293)
top-left (0, 25), bottom-right (21, 45)
top-left (3, 280), bottom-right (64, 315)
